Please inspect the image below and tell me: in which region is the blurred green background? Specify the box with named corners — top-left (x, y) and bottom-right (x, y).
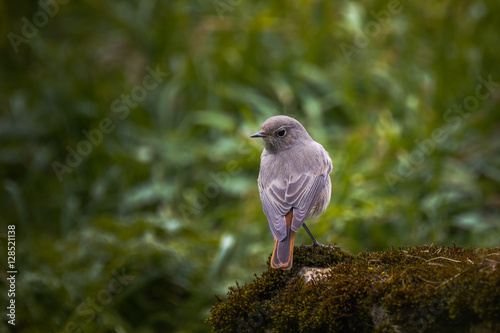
top-left (0, 0), bottom-right (499, 332)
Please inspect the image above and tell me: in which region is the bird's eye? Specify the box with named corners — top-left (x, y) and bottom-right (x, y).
top-left (277, 129), bottom-right (287, 137)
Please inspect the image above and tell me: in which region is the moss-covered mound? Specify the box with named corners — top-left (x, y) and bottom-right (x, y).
top-left (206, 245), bottom-right (500, 332)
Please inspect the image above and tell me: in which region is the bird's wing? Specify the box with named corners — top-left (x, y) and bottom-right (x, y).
top-left (260, 180), bottom-right (292, 242)
top-left (260, 166), bottom-right (330, 241)
top-left (288, 172), bottom-right (329, 232)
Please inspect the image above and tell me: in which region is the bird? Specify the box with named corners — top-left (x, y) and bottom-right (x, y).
top-left (250, 115), bottom-right (332, 270)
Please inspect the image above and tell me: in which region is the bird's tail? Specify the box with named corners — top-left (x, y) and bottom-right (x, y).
top-left (271, 210), bottom-right (296, 270)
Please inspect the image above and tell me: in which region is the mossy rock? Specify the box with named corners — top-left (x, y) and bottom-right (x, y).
top-left (206, 245), bottom-right (500, 332)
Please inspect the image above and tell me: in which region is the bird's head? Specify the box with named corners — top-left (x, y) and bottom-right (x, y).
top-left (250, 115), bottom-right (312, 153)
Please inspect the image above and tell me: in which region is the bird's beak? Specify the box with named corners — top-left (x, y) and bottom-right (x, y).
top-left (250, 131), bottom-right (266, 138)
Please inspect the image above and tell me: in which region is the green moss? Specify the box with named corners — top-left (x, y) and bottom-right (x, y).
top-left (206, 245), bottom-right (500, 332)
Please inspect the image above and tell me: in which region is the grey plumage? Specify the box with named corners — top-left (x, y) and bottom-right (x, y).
top-left (250, 115), bottom-right (332, 269)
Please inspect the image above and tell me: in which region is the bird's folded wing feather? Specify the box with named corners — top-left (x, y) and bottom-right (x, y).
top-left (260, 171), bottom-right (329, 241)
top-left (260, 180), bottom-right (291, 241)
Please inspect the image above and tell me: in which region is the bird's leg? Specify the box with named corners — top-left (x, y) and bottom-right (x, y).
top-left (301, 223), bottom-right (339, 249)
top-left (301, 223), bottom-right (321, 247)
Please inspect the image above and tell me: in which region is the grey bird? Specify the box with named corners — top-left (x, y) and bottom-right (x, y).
top-left (250, 115), bottom-right (332, 270)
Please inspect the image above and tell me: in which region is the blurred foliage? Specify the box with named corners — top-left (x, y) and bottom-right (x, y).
top-left (0, 0), bottom-right (499, 332)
